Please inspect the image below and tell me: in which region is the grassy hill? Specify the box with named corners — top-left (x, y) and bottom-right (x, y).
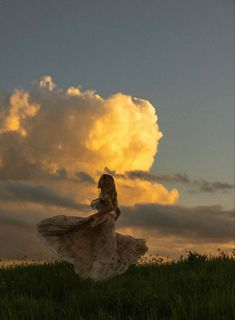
top-left (0, 252), bottom-right (234, 320)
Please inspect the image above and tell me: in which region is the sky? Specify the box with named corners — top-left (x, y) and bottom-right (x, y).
top-left (0, 0), bottom-right (234, 260)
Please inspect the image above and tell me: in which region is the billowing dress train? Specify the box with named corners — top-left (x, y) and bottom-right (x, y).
top-left (36, 199), bottom-right (148, 280)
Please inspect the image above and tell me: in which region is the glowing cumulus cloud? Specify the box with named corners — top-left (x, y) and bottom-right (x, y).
top-left (85, 93), bottom-right (162, 173)
top-left (0, 76), bottom-right (179, 205)
top-left (0, 90), bottom-right (39, 136)
top-left (117, 180), bottom-right (179, 205)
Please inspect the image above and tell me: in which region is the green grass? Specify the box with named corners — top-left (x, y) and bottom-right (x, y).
top-left (0, 252), bottom-right (234, 320)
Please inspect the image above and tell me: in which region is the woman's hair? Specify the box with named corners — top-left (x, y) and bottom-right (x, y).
top-left (97, 174), bottom-right (119, 210)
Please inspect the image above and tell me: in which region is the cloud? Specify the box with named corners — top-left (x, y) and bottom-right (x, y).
top-left (38, 75), bottom-right (56, 92)
top-left (0, 210), bottom-right (32, 229)
top-left (116, 179), bottom-right (179, 205)
top-left (104, 168), bottom-right (234, 194)
top-left (0, 90), bottom-right (39, 136)
top-left (126, 170), bottom-right (190, 184)
top-left (0, 202), bottom-right (233, 260)
top-left (0, 78), bottom-right (162, 174)
top-left (0, 76), bottom-right (177, 206)
top-left (117, 203), bottom-right (234, 242)
top-left (0, 203), bottom-right (87, 259)
top-left (75, 171), bottom-right (96, 184)
top-left (105, 168), bottom-right (190, 183)
top-left (189, 180), bottom-right (235, 193)
top-left (0, 181), bottom-right (88, 210)
top-left (2, 76), bottom-right (231, 259)
top-left (0, 218), bottom-right (54, 260)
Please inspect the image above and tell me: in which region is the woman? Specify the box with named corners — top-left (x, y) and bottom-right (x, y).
top-left (37, 174), bottom-right (148, 280)
top-left (90, 174), bottom-right (121, 221)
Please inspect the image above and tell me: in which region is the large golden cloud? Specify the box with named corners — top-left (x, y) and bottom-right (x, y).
top-left (0, 76), bottom-right (179, 205)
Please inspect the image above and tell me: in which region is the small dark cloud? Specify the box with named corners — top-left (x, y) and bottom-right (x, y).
top-left (104, 168), bottom-right (234, 194)
top-left (75, 171), bottom-right (96, 184)
top-left (0, 181), bottom-right (89, 211)
top-left (190, 179), bottom-right (235, 193)
top-left (56, 168), bottom-right (68, 179)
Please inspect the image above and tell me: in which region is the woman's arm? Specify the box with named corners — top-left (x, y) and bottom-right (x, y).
top-left (90, 197), bottom-right (113, 213)
top-left (115, 207), bottom-right (121, 221)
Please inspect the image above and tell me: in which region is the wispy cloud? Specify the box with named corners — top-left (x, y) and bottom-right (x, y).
top-left (117, 203), bottom-right (234, 242)
top-left (104, 168), bottom-right (234, 194)
top-left (0, 181), bottom-right (88, 210)
top-left (189, 180), bottom-right (235, 193)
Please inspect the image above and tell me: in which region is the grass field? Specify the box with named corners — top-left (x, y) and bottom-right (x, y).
top-left (0, 252), bottom-right (234, 320)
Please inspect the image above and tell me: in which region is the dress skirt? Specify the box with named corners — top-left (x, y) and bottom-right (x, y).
top-left (37, 210), bottom-right (148, 280)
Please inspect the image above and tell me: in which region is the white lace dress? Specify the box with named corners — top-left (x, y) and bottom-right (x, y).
top-left (36, 198), bottom-right (148, 280)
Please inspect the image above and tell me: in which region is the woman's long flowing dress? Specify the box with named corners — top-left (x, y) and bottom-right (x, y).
top-left (37, 204), bottom-right (148, 280)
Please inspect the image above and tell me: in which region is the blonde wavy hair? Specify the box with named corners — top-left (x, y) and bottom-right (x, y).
top-left (97, 174), bottom-right (121, 219)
